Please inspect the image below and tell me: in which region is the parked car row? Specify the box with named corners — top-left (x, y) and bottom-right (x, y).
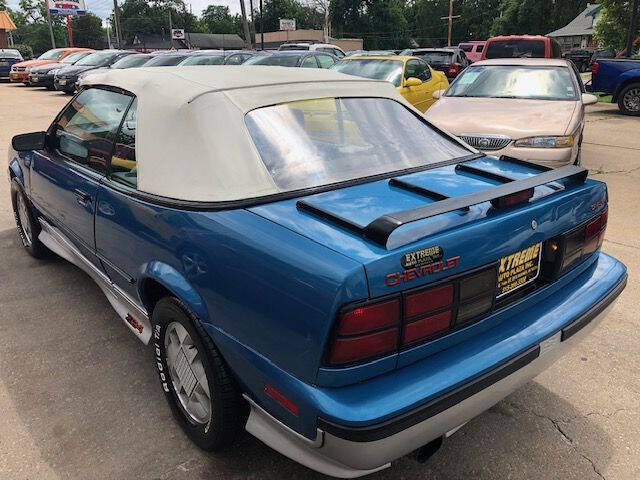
top-left (7, 62), bottom-right (626, 479)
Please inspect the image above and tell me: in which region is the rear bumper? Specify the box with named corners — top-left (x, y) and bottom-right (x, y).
top-left (244, 262), bottom-right (626, 477)
top-left (29, 73), bottom-right (54, 86)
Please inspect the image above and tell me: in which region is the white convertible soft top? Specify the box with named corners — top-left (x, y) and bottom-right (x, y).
top-left (83, 66), bottom-right (406, 202)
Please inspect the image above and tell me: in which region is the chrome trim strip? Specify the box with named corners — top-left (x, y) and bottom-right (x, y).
top-left (38, 217), bottom-right (151, 344)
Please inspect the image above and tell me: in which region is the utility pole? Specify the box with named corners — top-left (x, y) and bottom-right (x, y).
top-left (45, 0), bottom-right (56, 49)
top-left (106, 21), bottom-right (112, 49)
top-left (440, 0), bottom-right (460, 47)
top-left (249, 0), bottom-right (255, 44)
top-left (239, 0), bottom-right (252, 49)
top-left (169, 9), bottom-right (173, 49)
top-left (113, 0), bottom-right (122, 48)
top-left (260, 0), bottom-right (264, 50)
top-left (625, 0), bottom-right (639, 58)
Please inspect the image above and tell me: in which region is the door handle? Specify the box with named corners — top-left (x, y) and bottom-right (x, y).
top-left (74, 189), bottom-right (92, 206)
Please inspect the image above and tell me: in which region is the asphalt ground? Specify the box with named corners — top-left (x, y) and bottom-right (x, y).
top-left (0, 82), bottom-right (639, 480)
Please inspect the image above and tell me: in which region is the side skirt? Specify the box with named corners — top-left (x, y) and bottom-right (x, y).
top-left (38, 217), bottom-right (152, 344)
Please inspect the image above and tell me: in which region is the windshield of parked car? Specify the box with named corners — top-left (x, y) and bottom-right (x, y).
top-left (111, 54), bottom-right (150, 68)
top-left (179, 54), bottom-right (225, 65)
top-left (245, 97), bottom-right (470, 191)
top-left (1, 49), bottom-right (22, 59)
top-left (61, 52), bottom-right (88, 64)
top-left (244, 54), bottom-right (302, 67)
top-left (459, 44), bottom-right (473, 52)
top-left (144, 55), bottom-right (189, 66)
top-left (485, 40), bottom-right (545, 58)
top-left (38, 49), bottom-right (65, 60)
top-left (331, 59), bottom-right (403, 87)
top-left (416, 51), bottom-right (454, 64)
top-left (76, 51), bottom-right (120, 66)
top-left (446, 65), bottom-right (578, 100)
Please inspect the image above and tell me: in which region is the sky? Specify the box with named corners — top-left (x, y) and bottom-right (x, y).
top-left (6, 0), bottom-right (242, 22)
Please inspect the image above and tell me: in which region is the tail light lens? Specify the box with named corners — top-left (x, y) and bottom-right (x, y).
top-left (327, 299), bottom-right (400, 366)
top-left (448, 63), bottom-right (461, 76)
top-left (592, 62), bottom-right (599, 75)
top-left (542, 208), bottom-right (608, 278)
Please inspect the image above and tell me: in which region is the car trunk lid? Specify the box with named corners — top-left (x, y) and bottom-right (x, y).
top-left (249, 156), bottom-right (602, 299)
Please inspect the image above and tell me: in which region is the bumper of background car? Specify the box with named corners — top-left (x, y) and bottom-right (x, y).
top-left (10, 71), bottom-right (28, 82)
top-left (481, 143), bottom-right (576, 168)
top-left (54, 78), bottom-right (76, 92)
top-left (243, 254), bottom-right (626, 478)
top-left (29, 73), bottom-right (54, 86)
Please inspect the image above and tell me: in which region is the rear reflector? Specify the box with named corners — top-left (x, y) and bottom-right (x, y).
top-left (592, 62), bottom-right (599, 75)
top-left (328, 328), bottom-right (398, 365)
top-left (403, 310), bottom-right (451, 344)
top-left (336, 299), bottom-right (400, 335)
top-left (264, 384), bottom-right (299, 416)
top-left (404, 284), bottom-right (453, 319)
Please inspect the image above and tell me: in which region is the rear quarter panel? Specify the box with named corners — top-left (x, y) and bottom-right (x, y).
top-left (94, 184), bottom-right (369, 384)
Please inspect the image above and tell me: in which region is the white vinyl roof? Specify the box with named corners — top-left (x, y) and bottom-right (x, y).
top-left (83, 66), bottom-right (405, 202)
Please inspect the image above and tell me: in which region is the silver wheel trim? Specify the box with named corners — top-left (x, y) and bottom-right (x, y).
top-left (623, 88), bottom-right (640, 112)
top-left (16, 193), bottom-right (32, 245)
top-left (164, 321), bottom-right (212, 425)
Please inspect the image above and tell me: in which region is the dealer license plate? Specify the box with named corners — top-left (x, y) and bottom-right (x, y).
top-left (496, 243), bottom-right (542, 298)
top-left (58, 79), bottom-right (66, 85)
top-left (31, 77), bottom-right (38, 82)
top-left (0, 61), bottom-right (8, 66)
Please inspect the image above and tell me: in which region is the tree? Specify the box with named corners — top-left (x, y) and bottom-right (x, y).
top-left (9, 0), bottom-right (67, 55)
top-left (259, 0), bottom-right (323, 32)
top-left (71, 13), bottom-right (105, 49)
top-left (490, 0), bottom-right (590, 37)
top-left (201, 5), bottom-right (242, 35)
top-left (595, 0), bottom-right (640, 51)
top-left (117, 0), bottom-right (198, 45)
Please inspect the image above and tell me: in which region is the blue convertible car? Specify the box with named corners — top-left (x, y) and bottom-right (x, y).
top-left (8, 67), bottom-right (627, 477)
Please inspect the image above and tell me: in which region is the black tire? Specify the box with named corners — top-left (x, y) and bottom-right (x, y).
top-left (617, 83), bottom-right (640, 116)
top-left (10, 179), bottom-right (48, 258)
top-left (152, 297), bottom-right (245, 451)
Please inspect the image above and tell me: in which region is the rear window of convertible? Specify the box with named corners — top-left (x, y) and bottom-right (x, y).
top-left (245, 97), bottom-right (470, 191)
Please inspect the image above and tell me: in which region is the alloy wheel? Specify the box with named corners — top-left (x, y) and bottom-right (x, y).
top-left (164, 321), bottom-right (212, 425)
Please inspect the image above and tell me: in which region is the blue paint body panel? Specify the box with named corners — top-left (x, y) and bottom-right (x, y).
top-left (588, 58), bottom-right (640, 99)
top-left (9, 143), bottom-right (627, 443)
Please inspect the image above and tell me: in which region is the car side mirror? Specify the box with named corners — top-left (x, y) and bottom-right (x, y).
top-left (405, 77), bottom-right (422, 87)
top-left (432, 89), bottom-right (445, 99)
top-left (12, 131), bottom-right (47, 151)
top-left (581, 93), bottom-right (598, 106)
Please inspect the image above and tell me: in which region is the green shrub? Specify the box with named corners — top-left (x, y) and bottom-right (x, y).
top-left (12, 44), bottom-right (34, 60)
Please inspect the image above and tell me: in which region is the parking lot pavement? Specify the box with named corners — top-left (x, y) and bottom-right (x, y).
top-left (1, 82), bottom-right (639, 480)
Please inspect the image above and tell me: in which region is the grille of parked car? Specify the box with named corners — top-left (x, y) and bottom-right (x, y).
top-left (460, 134), bottom-right (511, 151)
top-left (13, 66), bottom-right (26, 72)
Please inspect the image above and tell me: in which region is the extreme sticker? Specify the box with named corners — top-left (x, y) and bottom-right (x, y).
top-left (401, 245), bottom-right (444, 269)
top-left (497, 243), bottom-right (542, 297)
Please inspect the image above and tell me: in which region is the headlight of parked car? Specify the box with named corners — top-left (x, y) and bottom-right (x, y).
top-left (514, 136), bottom-right (574, 148)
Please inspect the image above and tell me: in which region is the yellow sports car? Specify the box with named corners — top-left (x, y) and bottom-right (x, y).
top-left (331, 55), bottom-right (449, 112)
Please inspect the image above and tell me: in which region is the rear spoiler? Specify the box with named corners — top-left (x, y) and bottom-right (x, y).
top-left (297, 156), bottom-right (588, 249)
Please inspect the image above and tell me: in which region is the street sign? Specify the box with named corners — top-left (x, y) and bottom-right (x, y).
top-left (279, 19), bottom-right (296, 31)
top-left (171, 29), bottom-right (185, 40)
top-left (47, 0), bottom-right (86, 16)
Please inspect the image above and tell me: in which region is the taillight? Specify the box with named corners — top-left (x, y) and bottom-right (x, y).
top-left (326, 267), bottom-right (499, 366)
top-left (542, 208), bottom-right (608, 278)
top-left (327, 299), bottom-right (400, 366)
top-left (448, 63), bottom-right (461, 76)
top-left (592, 62), bottom-right (599, 75)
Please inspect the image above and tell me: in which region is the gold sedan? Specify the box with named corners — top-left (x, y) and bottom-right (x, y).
top-left (331, 55), bottom-right (449, 112)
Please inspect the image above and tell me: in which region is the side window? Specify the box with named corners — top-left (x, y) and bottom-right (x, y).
top-left (301, 56), bottom-right (319, 68)
top-left (110, 98), bottom-right (138, 188)
top-left (569, 62), bottom-right (585, 92)
top-left (317, 54), bottom-right (336, 68)
top-left (476, 44), bottom-right (484, 53)
top-left (551, 40), bottom-right (562, 59)
top-left (225, 54), bottom-right (244, 65)
top-left (333, 49), bottom-right (345, 58)
top-left (54, 88), bottom-right (131, 174)
top-left (405, 59), bottom-right (429, 81)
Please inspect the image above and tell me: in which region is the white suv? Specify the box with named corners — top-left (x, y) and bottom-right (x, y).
top-left (278, 42), bottom-right (345, 58)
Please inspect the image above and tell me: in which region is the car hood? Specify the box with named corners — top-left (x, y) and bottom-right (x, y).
top-left (30, 63), bottom-right (65, 73)
top-left (14, 59), bottom-right (56, 69)
top-left (426, 97), bottom-right (578, 138)
top-left (57, 65), bottom-right (99, 76)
